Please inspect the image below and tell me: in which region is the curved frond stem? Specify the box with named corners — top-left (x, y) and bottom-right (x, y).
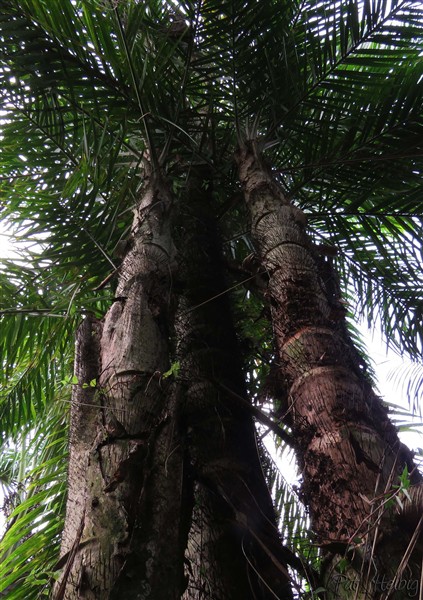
top-left (159, 1), bottom-right (202, 165)
top-left (110, 2), bottom-right (158, 171)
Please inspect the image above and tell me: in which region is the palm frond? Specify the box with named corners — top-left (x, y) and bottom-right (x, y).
top-left (0, 407), bottom-right (68, 600)
top-left (260, 437), bottom-right (320, 593)
top-left (388, 361), bottom-right (423, 416)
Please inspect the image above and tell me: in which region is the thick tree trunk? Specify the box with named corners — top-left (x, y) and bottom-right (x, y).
top-left (55, 165), bottom-right (294, 599)
top-left (175, 168), bottom-right (293, 599)
top-left (56, 149), bottom-right (421, 599)
top-left (55, 175), bottom-right (191, 599)
top-left (236, 143), bottom-right (422, 598)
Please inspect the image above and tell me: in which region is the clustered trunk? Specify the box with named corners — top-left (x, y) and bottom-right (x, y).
top-left (55, 165), bottom-right (294, 599)
top-left (236, 142), bottom-right (422, 599)
top-left (56, 145), bottom-right (422, 600)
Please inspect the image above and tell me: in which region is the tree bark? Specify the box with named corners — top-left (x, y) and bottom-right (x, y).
top-left (175, 167), bottom-right (293, 600)
top-left (55, 165), bottom-right (295, 599)
top-left (235, 142), bottom-right (422, 599)
top-left (54, 175), bottom-right (191, 599)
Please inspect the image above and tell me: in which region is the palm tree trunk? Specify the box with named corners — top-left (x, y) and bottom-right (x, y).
top-left (55, 165), bottom-right (294, 599)
top-left (235, 142), bottom-right (422, 598)
top-left (175, 167), bottom-right (293, 599)
top-left (55, 175), bottom-right (191, 599)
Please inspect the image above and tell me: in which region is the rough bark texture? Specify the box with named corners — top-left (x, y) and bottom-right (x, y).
top-left (56, 166), bottom-right (296, 599)
top-left (58, 314), bottom-right (103, 560)
top-left (56, 150), bottom-right (421, 599)
top-left (176, 168), bottom-right (293, 599)
top-left (55, 175), bottom-right (191, 599)
top-left (236, 143), bottom-right (422, 599)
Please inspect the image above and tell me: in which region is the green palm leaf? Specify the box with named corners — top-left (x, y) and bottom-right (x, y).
top-left (0, 408), bottom-right (68, 599)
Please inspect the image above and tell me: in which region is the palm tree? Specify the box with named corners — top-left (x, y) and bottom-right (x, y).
top-left (0, 0), bottom-right (422, 598)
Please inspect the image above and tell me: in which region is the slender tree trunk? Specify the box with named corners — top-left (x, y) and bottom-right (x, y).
top-left (236, 143), bottom-right (422, 599)
top-left (55, 175), bottom-right (191, 599)
top-left (175, 167), bottom-right (293, 599)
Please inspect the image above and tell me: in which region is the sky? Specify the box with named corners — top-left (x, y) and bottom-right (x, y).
top-left (357, 320), bottom-right (423, 453)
